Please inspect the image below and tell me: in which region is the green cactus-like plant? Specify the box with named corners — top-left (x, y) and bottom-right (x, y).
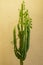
top-left (13, 1), bottom-right (32, 65)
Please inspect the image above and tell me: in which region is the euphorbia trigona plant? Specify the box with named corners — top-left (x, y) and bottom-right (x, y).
top-left (13, 1), bottom-right (32, 65)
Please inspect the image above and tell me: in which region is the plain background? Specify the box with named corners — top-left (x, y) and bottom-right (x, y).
top-left (0, 0), bottom-right (43, 65)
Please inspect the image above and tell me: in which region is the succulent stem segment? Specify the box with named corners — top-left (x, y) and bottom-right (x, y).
top-left (20, 60), bottom-right (23, 65)
top-left (13, 1), bottom-right (32, 65)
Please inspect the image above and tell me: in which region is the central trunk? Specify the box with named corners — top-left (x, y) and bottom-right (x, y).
top-left (20, 60), bottom-right (23, 65)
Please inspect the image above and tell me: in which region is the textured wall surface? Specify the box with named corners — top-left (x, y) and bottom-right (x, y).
top-left (0, 0), bottom-right (43, 65)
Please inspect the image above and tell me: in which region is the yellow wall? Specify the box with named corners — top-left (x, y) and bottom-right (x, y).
top-left (0, 0), bottom-right (43, 65)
